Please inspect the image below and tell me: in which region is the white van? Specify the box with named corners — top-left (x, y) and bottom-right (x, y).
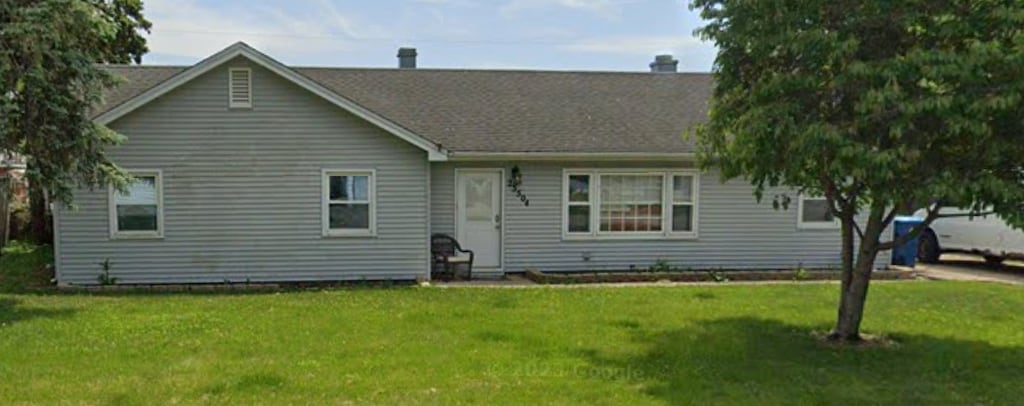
top-left (916, 207), bottom-right (1024, 265)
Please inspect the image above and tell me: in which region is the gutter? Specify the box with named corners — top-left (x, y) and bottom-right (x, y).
top-left (447, 152), bottom-right (697, 162)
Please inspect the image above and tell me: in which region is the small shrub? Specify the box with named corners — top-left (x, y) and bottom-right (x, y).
top-left (97, 258), bottom-right (118, 285)
top-left (793, 266), bottom-right (810, 281)
top-left (647, 258), bottom-right (675, 273)
top-left (707, 269), bottom-right (730, 283)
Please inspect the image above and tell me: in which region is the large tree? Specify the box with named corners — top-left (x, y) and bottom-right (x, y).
top-left (691, 0), bottom-right (1024, 341)
top-left (0, 0), bottom-right (151, 243)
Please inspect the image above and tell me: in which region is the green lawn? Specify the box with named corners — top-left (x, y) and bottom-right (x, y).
top-left (1, 282), bottom-right (1022, 404)
top-left (0, 241), bottom-right (52, 293)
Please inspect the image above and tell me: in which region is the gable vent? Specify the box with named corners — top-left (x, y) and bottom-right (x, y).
top-left (229, 68), bottom-right (252, 108)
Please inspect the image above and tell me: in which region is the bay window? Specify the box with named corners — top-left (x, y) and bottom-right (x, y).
top-left (563, 170), bottom-right (698, 239)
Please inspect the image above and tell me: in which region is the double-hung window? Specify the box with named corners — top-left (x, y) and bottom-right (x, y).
top-left (797, 195), bottom-right (839, 229)
top-left (671, 175), bottom-right (696, 232)
top-left (322, 170), bottom-right (376, 236)
top-left (566, 174), bottom-right (593, 233)
top-left (109, 170), bottom-right (163, 239)
top-left (563, 170), bottom-right (698, 239)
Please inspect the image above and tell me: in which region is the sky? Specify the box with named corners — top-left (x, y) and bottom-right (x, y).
top-left (142, 0), bottom-right (717, 72)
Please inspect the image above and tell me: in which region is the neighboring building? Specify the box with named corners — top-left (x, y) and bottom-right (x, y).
top-left (53, 42), bottom-right (882, 285)
top-left (0, 153), bottom-right (26, 190)
top-left (1, 153), bottom-right (26, 247)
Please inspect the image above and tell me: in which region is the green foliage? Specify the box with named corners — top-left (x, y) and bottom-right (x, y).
top-left (6, 192), bottom-right (30, 240)
top-left (706, 269), bottom-right (730, 283)
top-left (691, 0), bottom-right (1024, 337)
top-left (96, 257), bottom-right (117, 285)
top-left (793, 266), bottom-right (810, 281)
top-left (690, 0), bottom-right (1024, 229)
top-left (647, 258), bottom-right (676, 273)
top-left (0, 0), bottom-right (151, 206)
top-left (0, 240), bottom-right (52, 292)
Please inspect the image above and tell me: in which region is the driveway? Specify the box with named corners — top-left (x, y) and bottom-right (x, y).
top-left (914, 253), bottom-right (1024, 285)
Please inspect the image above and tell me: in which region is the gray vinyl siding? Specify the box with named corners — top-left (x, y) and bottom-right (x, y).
top-left (431, 161), bottom-right (890, 272)
top-left (55, 57), bottom-right (428, 285)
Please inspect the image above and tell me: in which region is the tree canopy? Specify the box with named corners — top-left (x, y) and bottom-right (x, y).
top-left (0, 0), bottom-right (151, 206)
top-left (691, 0), bottom-right (1024, 340)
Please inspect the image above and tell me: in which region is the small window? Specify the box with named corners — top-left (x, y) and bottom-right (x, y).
top-left (566, 174), bottom-right (591, 233)
top-left (322, 170), bottom-right (375, 236)
top-left (798, 195), bottom-right (838, 229)
top-left (229, 68), bottom-right (252, 108)
top-left (109, 171), bottom-right (163, 239)
top-left (671, 175), bottom-right (696, 232)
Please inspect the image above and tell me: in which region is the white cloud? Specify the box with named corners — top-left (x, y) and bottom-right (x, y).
top-left (143, 0), bottom-right (386, 63)
top-left (313, 0), bottom-right (389, 39)
top-left (561, 35), bottom-right (706, 56)
top-left (500, 0), bottom-right (632, 19)
top-left (413, 0), bottom-right (476, 5)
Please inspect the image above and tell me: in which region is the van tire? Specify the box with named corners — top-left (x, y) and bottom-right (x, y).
top-left (984, 255), bottom-right (1005, 266)
top-left (918, 230), bottom-right (941, 264)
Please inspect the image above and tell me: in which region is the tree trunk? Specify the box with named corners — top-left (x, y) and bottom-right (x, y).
top-left (28, 181), bottom-right (50, 245)
top-left (830, 204), bottom-right (886, 342)
top-left (831, 250), bottom-right (877, 341)
top-left (26, 159), bottom-right (51, 245)
top-left (833, 212), bottom-right (856, 334)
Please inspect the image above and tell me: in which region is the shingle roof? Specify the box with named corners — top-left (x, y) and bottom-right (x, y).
top-left (96, 65), bottom-right (711, 154)
top-left (96, 66), bottom-right (186, 116)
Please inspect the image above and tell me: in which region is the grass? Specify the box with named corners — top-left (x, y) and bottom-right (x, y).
top-left (0, 241), bottom-right (53, 292)
top-left (0, 282), bottom-right (1022, 404)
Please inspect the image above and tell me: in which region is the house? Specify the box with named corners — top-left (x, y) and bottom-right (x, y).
top-left (53, 42), bottom-right (883, 285)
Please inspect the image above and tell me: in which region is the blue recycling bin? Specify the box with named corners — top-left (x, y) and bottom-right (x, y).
top-left (891, 216), bottom-right (925, 266)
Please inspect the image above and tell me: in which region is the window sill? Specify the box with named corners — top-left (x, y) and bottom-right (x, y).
top-left (797, 223), bottom-right (840, 230)
top-left (110, 232), bottom-right (164, 241)
top-left (561, 233), bottom-right (698, 241)
top-left (322, 231), bottom-right (377, 238)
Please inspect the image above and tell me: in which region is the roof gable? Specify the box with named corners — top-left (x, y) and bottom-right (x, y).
top-left (95, 42), bottom-right (448, 161)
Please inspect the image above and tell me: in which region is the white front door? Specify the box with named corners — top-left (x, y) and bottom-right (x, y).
top-left (456, 170), bottom-right (502, 269)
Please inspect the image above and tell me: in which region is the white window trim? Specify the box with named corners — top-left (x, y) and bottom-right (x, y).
top-left (797, 195), bottom-right (840, 230)
top-left (564, 173), bottom-right (594, 236)
top-left (108, 169), bottom-right (164, 240)
top-left (228, 67), bottom-right (253, 109)
top-left (669, 173), bottom-right (698, 235)
top-left (322, 169), bottom-right (376, 237)
top-left (561, 169), bottom-right (699, 240)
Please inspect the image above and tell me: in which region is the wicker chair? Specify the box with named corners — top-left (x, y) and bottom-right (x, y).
top-left (431, 234), bottom-right (474, 280)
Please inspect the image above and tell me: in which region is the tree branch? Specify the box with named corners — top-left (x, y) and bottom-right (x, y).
top-left (881, 205), bottom-right (900, 230)
top-left (852, 221), bottom-right (865, 240)
top-left (877, 203), bottom-right (942, 251)
top-left (936, 211), bottom-right (995, 219)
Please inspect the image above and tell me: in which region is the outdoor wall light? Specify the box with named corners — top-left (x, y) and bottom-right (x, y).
top-left (510, 165), bottom-right (523, 187)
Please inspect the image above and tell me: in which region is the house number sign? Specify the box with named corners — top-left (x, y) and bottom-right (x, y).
top-left (508, 165), bottom-right (530, 206)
